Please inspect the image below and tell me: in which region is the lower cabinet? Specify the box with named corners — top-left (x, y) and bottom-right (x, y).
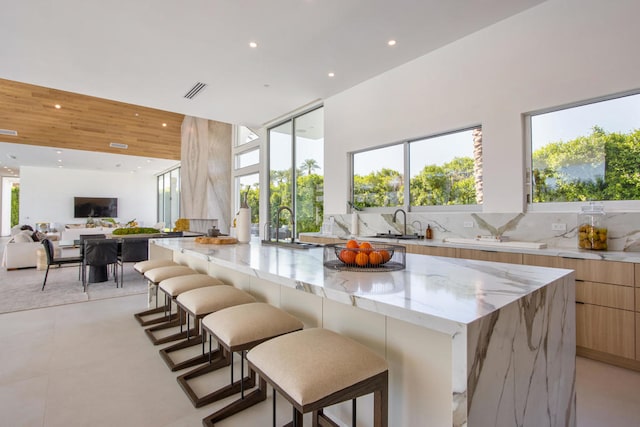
top-left (576, 303), bottom-right (635, 359)
top-left (406, 244), bottom-right (457, 258)
top-left (458, 248), bottom-right (523, 264)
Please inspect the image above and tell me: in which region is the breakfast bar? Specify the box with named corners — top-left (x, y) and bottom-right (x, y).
top-left (148, 237), bottom-right (576, 427)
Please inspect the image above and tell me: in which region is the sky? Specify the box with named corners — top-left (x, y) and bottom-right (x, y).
top-left (532, 93), bottom-right (640, 149)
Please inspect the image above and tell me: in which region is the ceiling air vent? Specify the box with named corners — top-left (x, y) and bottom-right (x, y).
top-left (109, 142), bottom-right (128, 149)
top-left (184, 82), bottom-right (207, 99)
top-left (0, 129), bottom-right (18, 136)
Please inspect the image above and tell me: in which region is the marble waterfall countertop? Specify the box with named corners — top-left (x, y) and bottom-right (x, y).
top-left (151, 237), bottom-right (573, 335)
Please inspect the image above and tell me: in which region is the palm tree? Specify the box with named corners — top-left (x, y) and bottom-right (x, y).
top-left (300, 158), bottom-right (320, 176)
top-left (472, 127), bottom-right (483, 204)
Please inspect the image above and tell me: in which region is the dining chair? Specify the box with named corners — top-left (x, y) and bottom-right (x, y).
top-left (116, 237), bottom-right (149, 287)
top-left (82, 239), bottom-right (118, 292)
top-left (78, 234), bottom-right (106, 282)
top-left (41, 239), bottom-right (83, 291)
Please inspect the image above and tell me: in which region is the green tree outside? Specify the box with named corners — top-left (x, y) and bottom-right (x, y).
top-left (11, 186), bottom-right (19, 227)
top-left (532, 127), bottom-right (640, 202)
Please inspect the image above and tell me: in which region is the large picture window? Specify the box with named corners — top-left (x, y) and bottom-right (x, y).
top-left (268, 107), bottom-right (324, 239)
top-left (352, 126), bottom-right (482, 210)
top-left (529, 92), bottom-right (640, 205)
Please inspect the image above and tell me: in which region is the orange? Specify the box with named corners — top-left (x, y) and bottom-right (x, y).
top-left (379, 250), bottom-right (391, 263)
top-left (368, 251), bottom-right (383, 265)
top-left (339, 249), bottom-right (357, 264)
top-left (346, 239), bottom-right (360, 249)
top-left (355, 252), bottom-right (369, 267)
top-left (359, 241), bottom-right (373, 253)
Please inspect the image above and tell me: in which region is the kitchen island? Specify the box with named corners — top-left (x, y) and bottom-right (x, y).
top-left (149, 237), bottom-right (575, 427)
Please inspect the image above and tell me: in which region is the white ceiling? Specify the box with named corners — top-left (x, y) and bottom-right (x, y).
top-left (0, 0), bottom-right (547, 176)
top-left (0, 142), bottom-right (179, 176)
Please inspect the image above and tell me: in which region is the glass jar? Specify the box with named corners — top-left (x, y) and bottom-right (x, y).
top-left (577, 203), bottom-right (607, 250)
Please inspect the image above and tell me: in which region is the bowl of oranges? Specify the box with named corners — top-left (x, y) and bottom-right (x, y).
top-left (323, 240), bottom-right (406, 272)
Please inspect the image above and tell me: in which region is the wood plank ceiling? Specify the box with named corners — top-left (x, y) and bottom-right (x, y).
top-left (0, 78), bottom-right (183, 160)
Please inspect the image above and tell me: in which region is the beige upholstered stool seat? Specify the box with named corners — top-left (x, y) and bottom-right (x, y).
top-left (145, 274), bottom-right (226, 345)
top-left (144, 265), bottom-right (197, 284)
top-left (247, 328), bottom-right (389, 426)
top-left (159, 274), bottom-right (225, 297)
top-left (177, 286), bottom-right (256, 317)
top-left (158, 286), bottom-right (257, 372)
top-left (187, 303), bottom-right (303, 426)
top-left (133, 265), bottom-right (197, 327)
top-left (133, 259), bottom-right (178, 274)
top-left (203, 302), bottom-right (303, 349)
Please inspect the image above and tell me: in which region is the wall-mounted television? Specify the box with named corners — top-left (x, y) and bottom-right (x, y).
top-left (74, 197), bottom-right (118, 218)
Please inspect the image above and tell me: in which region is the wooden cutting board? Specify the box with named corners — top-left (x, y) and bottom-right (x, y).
top-left (195, 236), bottom-right (238, 245)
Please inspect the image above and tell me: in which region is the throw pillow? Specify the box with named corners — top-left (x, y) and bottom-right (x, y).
top-left (32, 231), bottom-right (47, 242)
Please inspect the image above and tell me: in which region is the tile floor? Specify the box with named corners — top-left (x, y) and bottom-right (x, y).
top-left (1, 292), bottom-right (640, 426)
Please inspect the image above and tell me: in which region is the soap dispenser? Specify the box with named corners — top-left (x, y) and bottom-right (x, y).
top-left (425, 224), bottom-right (433, 240)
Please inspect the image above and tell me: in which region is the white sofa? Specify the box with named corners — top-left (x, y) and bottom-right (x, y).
top-left (2, 230), bottom-right (59, 270)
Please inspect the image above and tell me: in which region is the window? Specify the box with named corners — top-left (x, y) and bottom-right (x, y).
top-left (236, 125), bottom-right (259, 147)
top-left (235, 148), bottom-right (259, 169)
top-left (268, 106), bottom-right (324, 239)
top-left (157, 166), bottom-right (180, 229)
top-left (352, 126), bottom-right (482, 209)
top-left (235, 173), bottom-right (259, 235)
top-left (528, 92), bottom-right (640, 205)
top-left (233, 126), bottom-right (260, 234)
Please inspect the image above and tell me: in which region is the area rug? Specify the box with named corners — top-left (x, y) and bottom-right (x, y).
top-left (0, 263), bottom-right (148, 314)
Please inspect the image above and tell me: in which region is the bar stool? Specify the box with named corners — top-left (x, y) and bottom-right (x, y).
top-left (159, 286), bottom-right (257, 372)
top-left (182, 302), bottom-right (303, 421)
top-left (133, 259), bottom-right (178, 275)
top-left (132, 259), bottom-right (179, 309)
top-left (144, 274), bottom-right (226, 345)
top-left (133, 265), bottom-right (197, 327)
top-left (246, 328), bottom-right (388, 427)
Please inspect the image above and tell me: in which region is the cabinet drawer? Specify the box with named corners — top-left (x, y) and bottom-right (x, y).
top-left (576, 303), bottom-right (635, 359)
top-left (409, 245), bottom-right (457, 258)
top-left (523, 255), bottom-right (633, 286)
top-left (522, 254), bottom-right (577, 270)
top-left (458, 248), bottom-right (522, 264)
top-left (575, 259), bottom-right (634, 286)
top-left (575, 281), bottom-right (634, 310)
top-left (636, 264), bottom-right (640, 287)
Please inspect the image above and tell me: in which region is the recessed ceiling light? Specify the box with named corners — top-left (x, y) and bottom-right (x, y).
top-left (57, 159), bottom-right (62, 163)
top-left (54, 104), bottom-right (61, 109)
top-left (249, 41), bottom-right (258, 48)
top-left (56, 150), bottom-right (62, 154)
top-left (388, 40), bottom-right (397, 46)
top-left (58, 165), bottom-right (63, 168)
top-left (328, 72), bottom-right (335, 77)
top-left (146, 159), bottom-right (152, 163)
top-left (162, 123), bottom-right (167, 127)
top-left (137, 166), bottom-right (142, 169)
top-left (134, 113), bottom-right (139, 117)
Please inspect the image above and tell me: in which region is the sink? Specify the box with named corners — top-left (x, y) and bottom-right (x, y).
top-left (261, 240), bottom-right (322, 249)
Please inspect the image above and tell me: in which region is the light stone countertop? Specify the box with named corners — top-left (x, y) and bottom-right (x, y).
top-left (151, 237), bottom-right (573, 336)
top-left (301, 232), bottom-right (640, 263)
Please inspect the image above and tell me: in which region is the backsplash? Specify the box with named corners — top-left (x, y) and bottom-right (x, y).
top-left (325, 211), bottom-right (640, 252)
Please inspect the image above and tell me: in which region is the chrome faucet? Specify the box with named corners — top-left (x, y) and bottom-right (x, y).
top-left (276, 206), bottom-right (295, 244)
top-left (393, 208), bottom-right (407, 236)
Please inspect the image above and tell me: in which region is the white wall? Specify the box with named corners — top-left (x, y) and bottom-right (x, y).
top-left (323, 0), bottom-right (640, 214)
top-left (19, 166), bottom-right (158, 230)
